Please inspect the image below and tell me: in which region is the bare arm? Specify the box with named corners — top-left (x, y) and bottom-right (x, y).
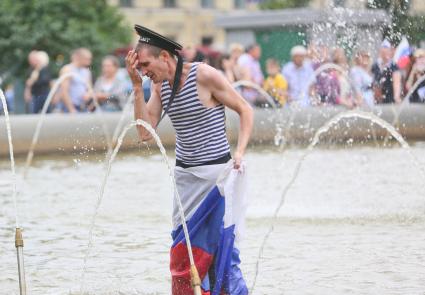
top-left (405, 65), bottom-right (417, 91)
top-left (222, 59), bottom-right (236, 83)
top-left (83, 72), bottom-right (93, 103)
top-left (24, 84), bottom-right (32, 103)
top-left (60, 66), bottom-right (77, 113)
top-left (239, 65), bottom-right (251, 82)
top-left (24, 70), bottom-right (39, 102)
top-left (198, 64), bottom-right (253, 169)
top-left (126, 50), bottom-right (162, 141)
top-left (393, 70), bottom-right (402, 103)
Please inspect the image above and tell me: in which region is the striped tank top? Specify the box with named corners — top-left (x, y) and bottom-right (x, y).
top-left (161, 63), bottom-right (230, 166)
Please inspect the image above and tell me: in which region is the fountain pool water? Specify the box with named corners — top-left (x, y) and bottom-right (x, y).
top-left (2, 82), bottom-right (425, 295)
top-left (1, 141), bottom-right (424, 294)
top-left (250, 109), bottom-right (425, 293)
top-left (23, 72), bottom-right (114, 179)
top-left (80, 119), bottom-right (201, 294)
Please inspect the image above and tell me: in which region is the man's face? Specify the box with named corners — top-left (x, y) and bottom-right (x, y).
top-left (79, 51), bottom-right (92, 68)
top-left (250, 46), bottom-right (261, 60)
top-left (293, 54), bottom-right (304, 67)
top-left (102, 59), bottom-right (117, 77)
top-left (136, 48), bottom-right (167, 83)
top-left (28, 51), bottom-right (38, 68)
top-left (380, 47), bottom-right (393, 62)
top-left (266, 63), bottom-right (279, 76)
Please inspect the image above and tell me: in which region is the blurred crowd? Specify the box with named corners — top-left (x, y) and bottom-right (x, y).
top-left (198, 39), bottom-right (425, 109)
top-left (17, 48), bottom-right (135, 114)
top-left (3, 38), bottom-right (425, 115)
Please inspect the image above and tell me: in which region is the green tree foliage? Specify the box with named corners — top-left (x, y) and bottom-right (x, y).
top-left (367, 0), bottom-right (425, 46)
top-left (0, 0), bottom-right (132, 80)
top-left (259, 0), bottom-right (311, 10)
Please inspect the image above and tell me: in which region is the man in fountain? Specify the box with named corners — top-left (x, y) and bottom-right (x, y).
top-left (125, 25), bottom-right (253, 294)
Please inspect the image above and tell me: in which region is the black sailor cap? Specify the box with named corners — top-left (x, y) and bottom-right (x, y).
top-left (134, 25), bottom-right (182, 55)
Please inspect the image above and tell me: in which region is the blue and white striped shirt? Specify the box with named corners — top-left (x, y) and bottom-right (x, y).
top-left (161, 63), bottom-right (230, 166)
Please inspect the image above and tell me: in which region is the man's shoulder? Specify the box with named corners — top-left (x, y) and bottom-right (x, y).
top-left (282, 62), bottom-right (294, 73)
top-left (301, 60), bottom-right (313, 70)
top-left (196, 63), bottom-right (220, 83)
top-left (60, 63), bottom-right (72, 74)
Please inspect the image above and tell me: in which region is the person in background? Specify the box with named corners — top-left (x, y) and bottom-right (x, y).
top-left (217, 43), bottom-right (245, 84)
top-left (406, 48), bottom-right (425, 103)
top-left (309, 43), bottom-right (340, 106)
top-left (94, 55), bottom-right (128, 111)
top-left (263, 58), bottom-right (288, 106)
top-left (237, 43), bottom-right (264, 105)
top-left (308, 42), bottom-right (330, 69)
top-left (350, 50), bottom-right (374, 108)
top-left (218, 54), bottom-right (236, 82)
top-left (24, 50), bottom-right (52, 113)
top-left (182, 46), bottom-right (206, 63)
top-left (282, 45), bottom-right (315, 107)
top-left (332, 47), bottom-right (357, 108)
top-left (197, 36), bottom-right (221, 67)
top-left (59, 48), bottom-right (93, 113)
top-left (371, 39), bottom-right (402, 104)
top-left (228, 43), bottom-right (245, 82)
top-left (0, 84), bottom-right (15, 114)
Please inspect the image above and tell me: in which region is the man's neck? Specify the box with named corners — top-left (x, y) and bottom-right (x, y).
top-left (294, 62), bottom-right (303, 69)
top-left (72, 62), bottom-right (83, 69)
top-left (167, 61), bottom-right (191, 92)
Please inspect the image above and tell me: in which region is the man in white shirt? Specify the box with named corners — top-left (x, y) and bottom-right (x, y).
top-left (282, 45), bottom-right (315, 107)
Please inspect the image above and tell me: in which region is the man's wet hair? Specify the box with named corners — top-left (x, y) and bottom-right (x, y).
top-left (135, 42), bottom-right (174, 58)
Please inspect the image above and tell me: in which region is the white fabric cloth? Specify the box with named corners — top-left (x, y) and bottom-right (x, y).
top-left (217, 161), bottom-right (248, 247)
top-left (173, 163), bottom-right (226, 229)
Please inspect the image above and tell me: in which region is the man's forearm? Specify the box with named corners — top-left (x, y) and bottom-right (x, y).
top-left (235, 105), bottom-right (253, 156)
top-left (133, 86), bottom-right (153, 140)
top-left (133, 86), bottom-right (148, 119)
top-left (62, 92), bottom-right (76, 112)
top-left (393, 72), bottom-right (402, 103)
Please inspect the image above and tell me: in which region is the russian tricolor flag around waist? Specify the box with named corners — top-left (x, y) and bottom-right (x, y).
top-left (170, 161), bottom-right (248, 295)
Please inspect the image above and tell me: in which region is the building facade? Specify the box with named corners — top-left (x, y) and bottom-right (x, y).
top-left (107, 0), bottom-right (260, 49)
top-left (109, 0), bottom-right (425, 55)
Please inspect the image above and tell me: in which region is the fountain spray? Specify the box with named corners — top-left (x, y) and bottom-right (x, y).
top-left (0, 89), bottom-right (26, 295)
top-left (23, 72), bottom-right (113, 178)
top-left (383, 73), bottom-right (425, 145)
top-left (232, 80), bottom-right (278, 108)
top-left (81, 119), bottom-right (202, 295)
top-left (250, 109), bottom-right (422, 294)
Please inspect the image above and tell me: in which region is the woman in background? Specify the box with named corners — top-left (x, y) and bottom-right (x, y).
top-left (94, 55), bottom-right (128, 111)
top-left (24, 50), bottom-right (52, 113)
top-left (350, 50), bottom-right (374, 108)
